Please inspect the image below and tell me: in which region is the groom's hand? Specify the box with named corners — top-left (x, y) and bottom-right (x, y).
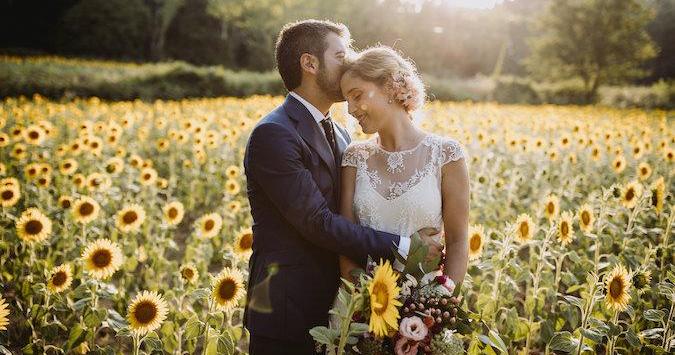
top-left (415, 227), bottom-right (444, 262)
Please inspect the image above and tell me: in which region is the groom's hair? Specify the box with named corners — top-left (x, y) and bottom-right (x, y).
top-left (275, 19), bottom-right (350, 91)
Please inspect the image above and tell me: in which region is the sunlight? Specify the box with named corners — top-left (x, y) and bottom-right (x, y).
top-left (446, 0), bottom-right (505, 9)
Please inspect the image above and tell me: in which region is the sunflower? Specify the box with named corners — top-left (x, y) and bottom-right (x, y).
top-left (115, 204), bottom-right (146, 233)
top-left (47, 264), bottom-right (73, 294)
top-left (225, 166), bottom-right (241, 179)
top-left (24, 163), bottom-right (41, 180)
top-left (514, 214), bottom-right (536, 244)
top-left (139, 167), bottom-right (158, 186)
top-left (16, 207), bottom-right (52, 243)
top-left (556, 211), bottom-right (575, 246)
top-left (604, 264), bottom-right (632, 312)
top-left (23, 124), bottom-right (46, 145)
top-left (72, 173), bottom-right (86, 188)
top-left (86, 172), bottom-right (111, 191)
top-left (36, 175), bottom-right (51, 189)
top-left (467, 224), bottom-right (485, 260)
top-left (543, 194), bottom-right (559, 221)
top-left (226, 200), bottom-right (242, 214)
top-left (611, 155), bottom-right (626, 174)
top-left (635, 162), bottom-right (652, 181)
top-left (234, 227), bottom-right (253, 257)
top-left (195, 212), bottom-right (223, 239)
top-left (0, 184), bottom-right (21, 208)
top-left (105, 157), bottom-right (124, 175)
top-left (11, 143), bottom-right (27, 160)
top-left (59, 159), bottom-right (78, 175)
top-left (620, 181), bottom-right (643, 209)
top-left (0, 133), bottom-right (9, 148)
top-left (225, 179), bottom-right (241, 195)
top-left (367, 260), bottom-right (402, 338)
top-left (0, 296), bottom-right (9, 331)
top-left (211, 267), bottom-right (245, 312)
top-left (72, 196), bottom-right (101, 224)
top-left (664, 148), bottom-right (674, 163)
top-left (58, 195), bottom-right (73, 209)
top-left (81, 239), bottom-right (124, 280)
top-left (162, 201), bottom-right (184, 226)
top-left (127, 290), bottom-right (169, 336)
top-left (632, 269), bottom-right (652, 294)
top-left (180, 264), bottom-right (199, 284)
top-left (577, 204), bottom-right (595, 233)
top-left (650, 177), bottom-right (665, 215)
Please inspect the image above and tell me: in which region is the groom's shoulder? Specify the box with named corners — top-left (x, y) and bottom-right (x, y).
top-left (248, 105), bottom-right (296, 141)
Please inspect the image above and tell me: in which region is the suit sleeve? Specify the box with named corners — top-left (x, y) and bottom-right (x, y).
top-left (246, 122), bottom-right (401, 264)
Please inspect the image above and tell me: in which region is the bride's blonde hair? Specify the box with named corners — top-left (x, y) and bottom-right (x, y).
top-left (344, 46), bottom-right (426, 112)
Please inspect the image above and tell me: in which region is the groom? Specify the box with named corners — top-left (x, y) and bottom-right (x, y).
top-left (243, 19), bottom-right (443, 355)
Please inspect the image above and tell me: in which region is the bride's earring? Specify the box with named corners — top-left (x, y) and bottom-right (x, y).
top-left (388, 98), bottom-right (393, 104)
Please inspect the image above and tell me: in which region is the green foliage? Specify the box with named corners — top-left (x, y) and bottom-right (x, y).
top-left (527, 0), bottom-right (658, 100)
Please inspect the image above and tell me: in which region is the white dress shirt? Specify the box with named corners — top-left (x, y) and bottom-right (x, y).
top-left (289, 91), bottom-right (411, 267)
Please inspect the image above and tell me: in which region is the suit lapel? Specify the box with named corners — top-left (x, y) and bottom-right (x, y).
top-left (283, 95), bottom-right (338, 181)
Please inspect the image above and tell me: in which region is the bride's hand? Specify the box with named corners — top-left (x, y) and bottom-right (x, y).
top-left (415, 227), bottom-right (444, 262)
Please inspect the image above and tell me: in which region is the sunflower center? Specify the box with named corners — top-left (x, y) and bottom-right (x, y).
top-left (547, 202), bottom-right (555, 214)
top-left (205, 220), bottom-right (215, 231)
top-left (641, 167), bottom-right (648, 175)
top-left (123, 211), bottom-right (138, 224)
top-left (239, 233), bottom-right (253, 250)
top-left (25, 220), bottom-right (43, 235)
top-left (29, 131), bottom-right (39, 139)
top-left (181, 268), bottom-right (194, 280)
top-left (80, 202), bottom-right (94, 216)
top-left (168, 208), bottom-right (178, 219)
top-left (92, 249), bottom-right (112, 268)
top-left (1, 190), bottom-right (14, 200)
top-left (519, 222), bottom-right (529, 237)
top-left (625, 188), bottom-right (635, 201)
top-left (217, 279), bottom-right (237, 301)
top-left (371, 282), bottom-right (389, 315)
top-left (609, 278), bottom-right (624, 298)
top-left (143, 173), bottom-right (151, 180)
top-left (51, 271), bottom-right (67, 286)
top-left (561, 222), bottom-right (569, 236)
top-left (469, 234), bottom-right (481, 251)
top-left (61, 199), bottom-right (71, 208)
top-left (134, 301), bottom-right (158, 324)
top-left (581, 211), bottom-right (590, 225)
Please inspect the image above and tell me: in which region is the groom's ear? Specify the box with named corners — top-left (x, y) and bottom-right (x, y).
top-left (299, 53), bottom-right (319, 75)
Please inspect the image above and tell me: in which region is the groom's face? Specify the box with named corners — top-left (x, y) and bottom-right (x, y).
top-left (316, 32), bottom-right (348, 102)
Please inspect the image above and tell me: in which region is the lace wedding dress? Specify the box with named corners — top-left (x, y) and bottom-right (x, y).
top-left (342, 133), bottom-right (467, 256)
top-left (328, 133), bottom-right (467, 327)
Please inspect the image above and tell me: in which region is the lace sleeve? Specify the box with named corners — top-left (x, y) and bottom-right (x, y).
top-left (341, 143), bottom-right (361, 168)
top-left (439, 137), bottom-right (468, 166)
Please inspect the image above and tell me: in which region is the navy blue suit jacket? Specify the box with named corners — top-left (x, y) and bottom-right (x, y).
top-left (242, 94), bottom-right (401, 342)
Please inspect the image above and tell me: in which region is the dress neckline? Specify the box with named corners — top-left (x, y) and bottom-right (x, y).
top-left (372, 134), bottom-right (431, 154)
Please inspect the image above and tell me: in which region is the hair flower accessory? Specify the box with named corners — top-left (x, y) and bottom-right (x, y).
top-left (389, 71), bottom-right (421, 112)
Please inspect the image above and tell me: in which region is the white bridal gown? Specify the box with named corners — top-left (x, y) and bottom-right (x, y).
top-left (342, 133), bottom-right (468, 258)
top-left (328, 133), bottom-right (467, 328)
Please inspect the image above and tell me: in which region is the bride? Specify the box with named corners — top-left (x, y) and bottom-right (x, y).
top-left (338, 46), bottom-right (470, 285)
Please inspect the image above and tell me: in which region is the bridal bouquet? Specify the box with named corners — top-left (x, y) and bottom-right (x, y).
top-left (311, 233), bottom-right (475, 355)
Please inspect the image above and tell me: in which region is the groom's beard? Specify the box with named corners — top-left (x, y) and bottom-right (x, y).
top-left (317, 66), bottom-right (345, 102)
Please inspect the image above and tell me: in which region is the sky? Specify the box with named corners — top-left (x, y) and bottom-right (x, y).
top-left (446, 0), bottom-right (506, 9)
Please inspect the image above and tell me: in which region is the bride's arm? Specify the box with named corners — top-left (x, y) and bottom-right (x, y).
top-left (339, 165), bottom-right (361, 282)
top-left (441, 157), bottom-right (470, 286)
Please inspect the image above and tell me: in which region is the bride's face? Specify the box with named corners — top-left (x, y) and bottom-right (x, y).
top-left (340, 71), bottom-right (393, 134)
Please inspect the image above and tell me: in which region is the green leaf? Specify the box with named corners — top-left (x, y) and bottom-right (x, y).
top-left (106, 309), bottom-right (128, 332)
top-left (580, 328), bottom-right (603, 343)
top-left (639, 328), bottom-right (664, 340)
top-left (183, 315), bottom-right (202, 340)
top-left (562, 295), bottom-right (584, 310)
top-left (309, 326), bottom-right (335, 346)
top-left (143, 331), bottom-right (163, 351)
top-left (625, 328), bottom-right (641, 348)
top-left (548, 331), bottom-right (577, 353)
top-left (488, 329), bottom-right (508, 354)
top-left (643, 309), bottom-right (665, 323)
top-left (64, 323), bottom-right (86, 350)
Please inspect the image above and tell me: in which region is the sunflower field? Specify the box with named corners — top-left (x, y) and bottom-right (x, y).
top-left (0, 94), bottom-right (673, 354)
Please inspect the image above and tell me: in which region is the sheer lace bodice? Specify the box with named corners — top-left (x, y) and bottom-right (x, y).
top-left (341, 133), bottom-right (467, 241)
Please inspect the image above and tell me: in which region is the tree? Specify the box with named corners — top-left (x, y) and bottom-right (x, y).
top-left (146, 0), bottom-right (185, 60)
top-left (526, 0), bottom-right (657, 101)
